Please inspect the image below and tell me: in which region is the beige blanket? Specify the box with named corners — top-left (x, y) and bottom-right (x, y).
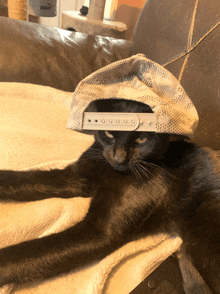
top-left (0, 82), bottom-right (182, 294)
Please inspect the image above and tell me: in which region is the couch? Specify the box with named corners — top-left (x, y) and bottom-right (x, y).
top-left (1, 0), bottom-right (220, 149)
top-left (0, 0), bottom-right (220, 293)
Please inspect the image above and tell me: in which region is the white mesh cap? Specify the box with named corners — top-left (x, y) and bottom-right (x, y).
top-left (67, 54), bottom-right (199, 138)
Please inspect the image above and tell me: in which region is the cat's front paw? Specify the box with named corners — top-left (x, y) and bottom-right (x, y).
top-left (0, 171), bottom-right (16, 200)
top-left (0, 170), bottom-right (16, 188)
top-left (0, 237), bottom-right (50, 286)
top-left (0, 244), bottom-right (27, 286)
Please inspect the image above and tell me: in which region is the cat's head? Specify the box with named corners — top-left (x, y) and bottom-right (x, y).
top-left (86, 99), bottom-right (171, 173)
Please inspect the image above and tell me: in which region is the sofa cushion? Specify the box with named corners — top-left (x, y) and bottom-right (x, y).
top-left (0, 17), bottom-right (132, 92)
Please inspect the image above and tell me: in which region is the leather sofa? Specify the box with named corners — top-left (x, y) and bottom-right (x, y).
top-left (1, 0), bottom-right (220, 149)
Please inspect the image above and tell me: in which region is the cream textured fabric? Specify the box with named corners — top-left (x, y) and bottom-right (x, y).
top-left (67, 54), bottom-right (199, 138)
top-left (0, 82), bottom-right (182, 294)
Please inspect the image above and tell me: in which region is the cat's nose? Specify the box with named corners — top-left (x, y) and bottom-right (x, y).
top-left (113, 148), bottom-right (127, 164)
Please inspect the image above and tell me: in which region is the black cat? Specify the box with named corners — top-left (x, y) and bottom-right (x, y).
top-left (0, 99), bottom-right (220, 293)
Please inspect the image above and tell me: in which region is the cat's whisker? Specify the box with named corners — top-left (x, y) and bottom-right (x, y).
top-left (139, 161), bottom-right (158, 168)
top-left (81, 153), bottom-right (103, 159)
top-left (80, 154), bottom-right (106, 163)
top-left (139, 160), bottom-right (160, 170)
top-left (136, 163), bottom-right (151, 178)
top-left (138, 163), bottom-right (154, 178)
top-left (140, 161), bottom-right (166, 176)
top-left (132, 166), bottom-right (143, 182)
top-left (140, 161), bottom-right (165, 178)
top-left (82, 148), bottom-right (103, 157)
top-left (136, 166), bottom-right (144, 182)
top-left (89, 148), bottom-right (103, 153)
top-left (84, 157), bottom-right (105, 162)
top-left (87, 154), bottom-right (104, 158)
top-left (139, 160), bottom-right (176, 179)
top-left (129, 166), bottom-right (137, 178)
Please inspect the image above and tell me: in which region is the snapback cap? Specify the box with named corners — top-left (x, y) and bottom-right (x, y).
top-left (67, 54), bottom-right (199, 138)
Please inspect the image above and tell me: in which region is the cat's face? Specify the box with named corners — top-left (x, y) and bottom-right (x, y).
top-left (95, 130), bottom-right (170, 173)
top-left (87, 99), bottom-right (170, 174)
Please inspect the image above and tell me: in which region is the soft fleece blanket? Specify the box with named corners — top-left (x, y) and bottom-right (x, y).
top-left (0, 82), bottom-right (182, 294)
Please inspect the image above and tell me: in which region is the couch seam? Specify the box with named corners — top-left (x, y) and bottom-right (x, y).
top-left (178, 54), bottom-right (190, 82)
top-left (187, 0), bottom-right (199, 51)
top-left (163, 21), bottom-right (220, 68)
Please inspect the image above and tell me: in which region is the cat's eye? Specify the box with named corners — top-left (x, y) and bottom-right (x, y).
top-left (105, 131), bottom-right (114, 139)
top-left (136, 137), bottom-right (147, 144)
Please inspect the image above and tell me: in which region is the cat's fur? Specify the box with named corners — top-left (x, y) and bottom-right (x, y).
top-left (0, 99), bottom-right (220, 293)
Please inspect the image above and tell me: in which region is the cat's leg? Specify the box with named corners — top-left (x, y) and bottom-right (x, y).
top-left (0, 165), bottom-right (92, 201)
top-left (181, 240), bottom-right (220, 293)
top-left (176, 247), bottom-right (212, 294)
top-left (0, 216), bottom-right (114, 286)
top-left (0, 181), bottom-right (155, 286)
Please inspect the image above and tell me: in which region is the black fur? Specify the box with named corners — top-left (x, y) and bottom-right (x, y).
top-left (0, 99), bottom-right (220, 293)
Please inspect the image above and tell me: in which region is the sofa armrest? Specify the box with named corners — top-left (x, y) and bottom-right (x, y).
top-left (0, 17), bottom-right (132, 92)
